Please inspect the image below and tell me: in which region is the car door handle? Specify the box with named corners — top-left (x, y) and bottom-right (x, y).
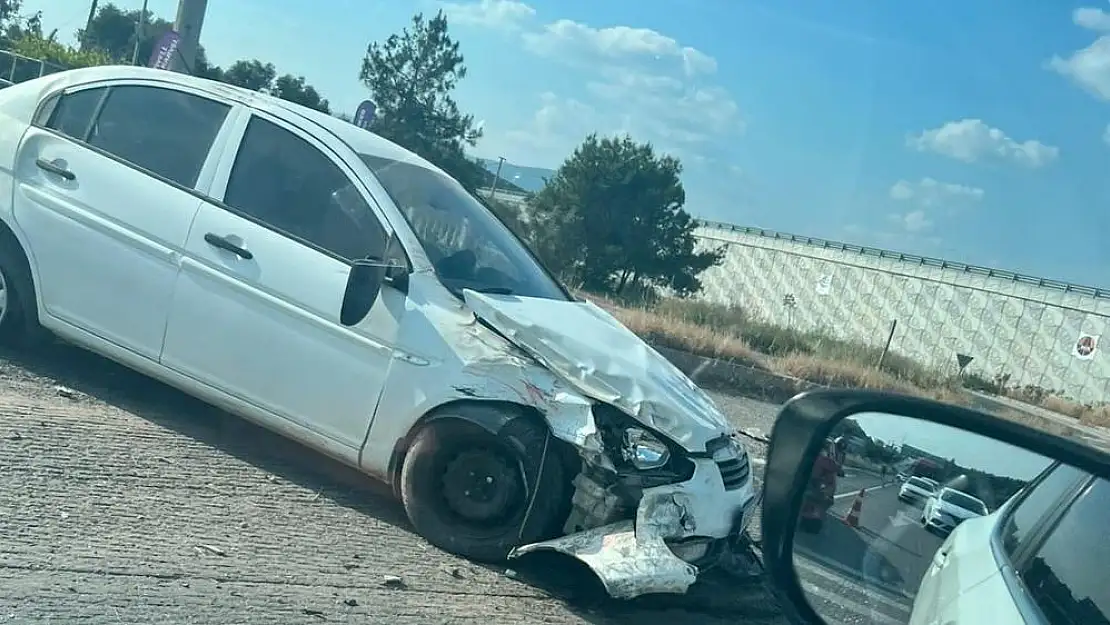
top-left (35, 158), bottom-right (76, 181)
top-left (203, 233), bottom-right (253, 260)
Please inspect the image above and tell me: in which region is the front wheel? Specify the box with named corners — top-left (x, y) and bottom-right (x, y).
top-left (400, 413), bottom-right (571, 562)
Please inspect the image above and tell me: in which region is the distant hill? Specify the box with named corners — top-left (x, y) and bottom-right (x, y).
top-left (477, 158), bottom-right (557, 193)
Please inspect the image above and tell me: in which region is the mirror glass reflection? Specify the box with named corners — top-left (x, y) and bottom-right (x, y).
top-left (791, 412), bottom-right (1110, 625)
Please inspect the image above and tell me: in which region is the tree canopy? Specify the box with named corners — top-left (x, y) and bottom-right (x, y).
top-left (70, 2), bottom-right (329, 112)
top-left (528, 134), bottom-right (723, 299)
top-left (358, 10), bottom-right (486, 190)
top-left (5, 3), bottom-right (722, 299)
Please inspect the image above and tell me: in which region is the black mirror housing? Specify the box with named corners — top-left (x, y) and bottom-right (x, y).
top-left (340, 260), bottom-right (389, 326)
top-left (760, 389), bottom-right (1110, 625)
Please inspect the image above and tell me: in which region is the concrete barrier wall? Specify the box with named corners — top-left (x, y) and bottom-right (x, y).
top-left (693, 223), bottom-right (1110, 404)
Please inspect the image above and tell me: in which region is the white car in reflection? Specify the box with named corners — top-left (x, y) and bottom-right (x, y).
top-left (898, 476), bottom-right (938, 504)
top-left (910, 462), bottom-right (1104, 625)
top-left (921, 488), bottom-right (987, 536)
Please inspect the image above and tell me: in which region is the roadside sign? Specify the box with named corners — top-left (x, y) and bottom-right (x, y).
top-left (353, 100), bottom-right (377, 129)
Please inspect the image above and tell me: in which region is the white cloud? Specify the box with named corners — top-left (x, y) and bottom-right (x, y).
top-left (450, 1), bottom-right (742, 172)
top-left (440, 0), bottom-right (535, 29)
top-left (1048, 35), bottom-right (1110, 100)
top-left (1074, 7), bottom-right (1110, 32)
top-left (889, 177), bottom-right (985, 205)
top-left (522, 19), bottom-right (718, 76)
top-left (898, 210), bottom-right (933, 233)
top-left (907, 119), bottom-right (1059, 167)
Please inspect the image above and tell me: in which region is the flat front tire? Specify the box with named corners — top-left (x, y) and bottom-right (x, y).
top-left (400, 413), bottom-right (571, 562)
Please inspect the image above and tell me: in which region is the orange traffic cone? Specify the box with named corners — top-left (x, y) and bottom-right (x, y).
top-left (845, 489), bottom-right (865, 528)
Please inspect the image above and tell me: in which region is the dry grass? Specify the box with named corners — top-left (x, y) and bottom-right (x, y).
top-left (588, 291), bottom-right (1110, 430)
top-left (606, 306), bottom-right (764, 366)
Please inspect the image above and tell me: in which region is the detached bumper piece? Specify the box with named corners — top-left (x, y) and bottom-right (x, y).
top-left (509, 490), bottom-right (760, 600)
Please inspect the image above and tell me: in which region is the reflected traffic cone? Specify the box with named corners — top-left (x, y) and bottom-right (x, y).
top-left (845, 489), bottom-right (864, 528)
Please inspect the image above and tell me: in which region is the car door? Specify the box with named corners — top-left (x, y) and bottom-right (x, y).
top-left (14, 82), bottom-right (235, 360)
top-left (160, 111), bottom-right (405, 451)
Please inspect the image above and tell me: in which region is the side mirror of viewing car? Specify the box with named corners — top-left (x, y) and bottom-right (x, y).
top-left (759, 388), bottom-right (1110, 625)
top-left (340, 258), bottom-right (407, 326)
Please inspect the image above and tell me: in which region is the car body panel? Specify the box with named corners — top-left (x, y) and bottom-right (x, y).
top-left (910, 502), bottom-right (1023, 625)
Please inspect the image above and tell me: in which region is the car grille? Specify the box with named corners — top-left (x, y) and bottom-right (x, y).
top-left (708, 435), bottom-right (751, 491)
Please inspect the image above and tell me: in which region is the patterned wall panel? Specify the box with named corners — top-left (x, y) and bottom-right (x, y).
top-left (693, 222), bottom-right (1110, 404)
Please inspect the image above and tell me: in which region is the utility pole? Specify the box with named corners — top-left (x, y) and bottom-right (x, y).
top-left (130, 0), bottom-right (150, 66)
top-left (82, 0), bottom-right (99, 50)
top-left (488, 156), bottom-right (506, 200)
top-left (170, 0), bottom-right (208, 75)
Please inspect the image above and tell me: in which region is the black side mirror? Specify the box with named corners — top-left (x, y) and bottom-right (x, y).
top-left (340, 259), bottom-right (389, 326)
top-left (760, 389), bottom-right (1110, 625)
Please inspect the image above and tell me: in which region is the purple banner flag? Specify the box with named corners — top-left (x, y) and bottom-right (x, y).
top-left (148, 30), bottom-right (182, 71)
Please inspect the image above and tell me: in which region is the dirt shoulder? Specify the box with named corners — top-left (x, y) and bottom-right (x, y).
top-left (0, 343), bottom-right (784, 624)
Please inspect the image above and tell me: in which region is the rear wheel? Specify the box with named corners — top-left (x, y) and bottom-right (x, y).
top-left (400, 413), bottom-right (571, 562)
top-left (0, 239), bottom-right (48, 348)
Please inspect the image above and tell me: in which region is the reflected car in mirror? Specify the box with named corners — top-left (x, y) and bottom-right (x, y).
top-left (758, 389), bottom-right (1110, 625)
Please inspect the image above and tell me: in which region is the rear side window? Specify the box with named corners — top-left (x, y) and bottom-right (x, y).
top-left (1000, 463), bottom-right (1087, 559)
top-left (45, 85), bottom-right (229, 188)
top-left (44, 87), bottom-right (105, 139)
top-left (87, 86), bottom-right (229, 187)
top-left (1019, 477), bottom-right (1109, 625)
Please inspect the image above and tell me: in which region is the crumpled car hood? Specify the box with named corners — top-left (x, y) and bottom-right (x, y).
top-left (462, 290), bottom-right (731, 452)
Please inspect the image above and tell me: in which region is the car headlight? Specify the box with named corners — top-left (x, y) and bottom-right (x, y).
top-left (621, 428), bottom-right (671, 470)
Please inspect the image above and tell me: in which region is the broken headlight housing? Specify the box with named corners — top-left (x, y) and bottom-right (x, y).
top-left (621, 428), bottom-right (671, 470)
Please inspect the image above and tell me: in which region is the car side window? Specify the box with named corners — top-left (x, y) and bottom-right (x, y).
top-left (1019, 477), bottom-right (1109, 625)
top-left (44, 87), bottom-right (106, 139)
top-left (84, 85), bottom-right (229, 188)
top-left (223, 117), bottom-right (388, 262)
top-left (999, 463), bottom-right (1087, 559)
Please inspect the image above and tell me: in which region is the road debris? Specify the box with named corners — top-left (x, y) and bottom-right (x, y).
top-left (196, 544), bottom-right (228, 557)
top-left (54, 385), bottom-right (79, 400)
top-left (382, 574), bottom-right (405, 588)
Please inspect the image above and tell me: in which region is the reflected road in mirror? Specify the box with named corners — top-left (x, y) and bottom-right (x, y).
top-left (790, 411), bottom-right (1054, 625)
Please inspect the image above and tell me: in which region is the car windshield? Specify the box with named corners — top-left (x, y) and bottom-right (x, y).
top-left (359, 154), bottom-right (568, 300)
top-left (909, 477), bottom-right (936, 491)
top-left (942, 490), bottom-right (988, 514)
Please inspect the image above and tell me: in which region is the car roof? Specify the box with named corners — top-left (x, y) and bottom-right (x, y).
top-left (32, 65), bottom-right (449, 179)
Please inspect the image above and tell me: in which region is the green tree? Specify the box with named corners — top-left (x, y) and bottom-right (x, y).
top-left (221, 59), bottom-right (330, 113)
top-left (358, 11), bottom-right (485, 190)
top-left (528, 134), bottom-right (724, 298)
top-left (11, 34), bottom-right (110, 71)
top-left (74, 2), bottom-right (220, 75)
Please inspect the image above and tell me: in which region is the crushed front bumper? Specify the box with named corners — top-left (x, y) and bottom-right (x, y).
top-left (508, 458), bottom-right (760, 600)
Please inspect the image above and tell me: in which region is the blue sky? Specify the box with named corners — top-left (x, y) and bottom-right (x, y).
top-left (27, 0), bottom-right (1110, 288)
top-left (851, 412), bottom-right (1051, 481)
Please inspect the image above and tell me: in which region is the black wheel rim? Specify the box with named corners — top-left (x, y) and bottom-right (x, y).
top-left (440, 447), bottom-right (525, 526)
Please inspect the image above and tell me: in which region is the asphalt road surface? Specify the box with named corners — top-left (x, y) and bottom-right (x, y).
top-left (0, 341), bottom-right (788, 624)
top-left (0, 339), bottom-right (938, 624)
top-left (792, 471), bottom-right (947, 625)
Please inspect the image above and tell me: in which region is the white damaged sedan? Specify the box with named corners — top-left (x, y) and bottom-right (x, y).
top-left (0, 66), bottom-right (759, 599)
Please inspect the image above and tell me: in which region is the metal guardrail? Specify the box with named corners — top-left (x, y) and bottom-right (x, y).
top-left (697, 219), bottom-right (1108, 300)
top-left (0, 49), bottom-right (67, 88)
